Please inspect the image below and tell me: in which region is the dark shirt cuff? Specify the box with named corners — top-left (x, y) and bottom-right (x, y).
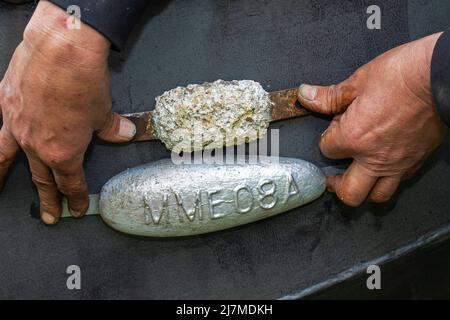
top-left (48, 0), bottom-right (149, 51)
top-left (431, 30), bottom-right (450, 128)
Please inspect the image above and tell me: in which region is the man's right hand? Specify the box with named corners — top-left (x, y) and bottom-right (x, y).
top-left (0, 1), bottom-right (136, 224)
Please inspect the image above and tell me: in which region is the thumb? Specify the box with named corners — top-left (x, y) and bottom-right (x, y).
top-left (96, 112), bottom-right (136, 143)
top-left (297, 74), bottom-right (360, 115)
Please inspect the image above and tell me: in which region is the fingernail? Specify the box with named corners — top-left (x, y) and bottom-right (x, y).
top-left (298, 84), bottom-right (317, 101)
top-left (69, 208), bottom-right (83, 218)
top-left (321, 128), bottom-right (329, 138)
top-left (42, 212), bottom-right (56, 225)
top-left (119, 118), bottom-right (136, 139)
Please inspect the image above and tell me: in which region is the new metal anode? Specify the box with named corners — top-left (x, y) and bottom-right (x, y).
top-left (99, 157), bottom-right (326, 237)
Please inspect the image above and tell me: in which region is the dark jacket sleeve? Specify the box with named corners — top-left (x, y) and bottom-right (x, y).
top-left (431, 31), bottom-right (450, 128)
top-left (49, 0), bottom-right (150, 51)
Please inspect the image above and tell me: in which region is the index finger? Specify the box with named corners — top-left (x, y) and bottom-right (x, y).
top-left (27, 154), bottom-right (61, 225)
top-left (0, 129), bottom-right (19, 189)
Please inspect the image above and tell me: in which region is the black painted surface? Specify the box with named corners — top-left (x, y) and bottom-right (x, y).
top-left (307, 233), bottom-right (450, 299)
top-left (0, 0), bottom-right (449, 299)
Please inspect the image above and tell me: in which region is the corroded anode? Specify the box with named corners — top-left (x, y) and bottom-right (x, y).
top-left (153, 80), bottom-right (272, 151)
top-left (99, 157), bottom-right (326, 237)
top-left (125, 80), bottom-right (309, 151)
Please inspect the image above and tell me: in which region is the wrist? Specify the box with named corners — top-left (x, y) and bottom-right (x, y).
top-left (23, 1), bottom-right (110, 67)
top-left (423, 32), bottom-right (442, 81)
top-left (398, 32), bottom-right (443, 110)
top-left (417, 33), bottom-right (442, 97)
top-left (430, 30), bottom-right (450, 128)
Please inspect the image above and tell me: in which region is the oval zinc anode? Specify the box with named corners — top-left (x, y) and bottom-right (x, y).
top-left (99, 157), bottom-right (326, 237)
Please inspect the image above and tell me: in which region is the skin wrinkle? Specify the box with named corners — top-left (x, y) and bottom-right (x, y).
top-left (25, 38), bottom-right (108, 72)
top-left (22, 44), bottom-right (108, 87)
top-left (399, 60), bottom-right (430, 107)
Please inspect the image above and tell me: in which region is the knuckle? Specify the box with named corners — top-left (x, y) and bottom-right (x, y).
top-left (58, 179), bottom-right (86, 196)
top-left (39, 199), bottom-right (55, 210)
top-left (340, 82), bottom-right (357, 103)
top-left (41, 150), bottom-right (73, 168)
top-left (351, 66), bottom-right (367, 83)
top-left (365, 152), bottom-right (399, 173)
top-left (341, 126), bottom-right (366, 152)
top-left (346, 127), bottom-right (364, 143)
top-left (22, 27), bottom-right (32, 43)
top-left (336, 188), bottom-right (363, 207)
top-left (18, 136), bottom-right (33, 150)
top-left (370, 191), bottom-right (391, 203)
top-left (319, 132), bottom-right (339, 156)
top-left (0, 151), bottom-right (11, 166)
top-left (31, 175), bottom-right (54, 188)
top-left (375, 152), bottom-right (391, 164)
top-left (326, 85), bottom-right (339, 113)
top-left (96, 111), bottom-right (116, 135)
top-left (0, 90), bottom-right (20, 108)
top-left (100, 111), bottom-right (115, 129)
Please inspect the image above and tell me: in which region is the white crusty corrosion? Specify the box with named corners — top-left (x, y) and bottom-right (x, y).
top-left (152, 80), bottom-right (273, 152)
